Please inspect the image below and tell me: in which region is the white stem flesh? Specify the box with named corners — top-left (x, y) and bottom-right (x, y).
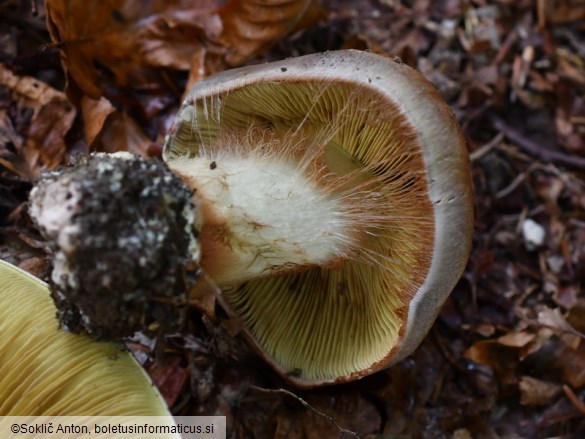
top-left (168, 155), bottom-right (354, 286)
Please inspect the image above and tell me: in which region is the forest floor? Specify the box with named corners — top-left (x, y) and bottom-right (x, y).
top-left (1, 0), bottom-right (584, 437)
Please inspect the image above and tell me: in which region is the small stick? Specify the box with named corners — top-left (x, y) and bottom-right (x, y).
top-left (248, 384), bottom-right (361, 438)
top-left (563, 385), bottom-right (585, 415)
top-left (490, 116), bottom-right (585, 171)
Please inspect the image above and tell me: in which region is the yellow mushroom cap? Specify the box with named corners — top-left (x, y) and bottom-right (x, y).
top-left (0, 259), bottom-right (174, 417)
top-left (165, 50), bottom-right (473, 388)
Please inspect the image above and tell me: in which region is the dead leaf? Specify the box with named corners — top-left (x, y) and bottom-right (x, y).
top-left (462, 322), bottom-right (496, 337)
top-left (46, 0), bottom-right (319, 106)
top-left (80, 95), bottom-right (116, 145)
top-left (218, 0), bottom-right (320, 66)
top-left (184, 0), bottom-right (326, 93)
top-left (147, 354), bottom-right (189, 407)
top-left (0, 63), bottom-right (75, 177)
top-left (538, 306), bottom-right (584, 349)
top-left (188, 272), bottom-right (220, 319)
top-left (497, 331), bottom-right (536, 348)
top-left (17, 256), bottom-right (49, 279)
top-left (542, 0), bottom-right (585, 25)
top-left (520, 327), bottom-right (555, 360)
top-left (0, 235), bottom-right (49, 277)
top-left (464, 340), bottom-right (518, 385)
top-left (518, 376), bottom-right (562, 406)
top-left (553, 284), bottom-right (579, 309)
top-left (91, 111), bottom-right (156, 156)
top-left (555, 344), bottom-right (585, 388)
top-left (45, 0), bottom-right (320, 152)
top-left (452, 429), bottom-right (473, 439)
top-left (567, 302), bottom-right (585, 334)
top-left (45, 0), bottom-right (224, 103)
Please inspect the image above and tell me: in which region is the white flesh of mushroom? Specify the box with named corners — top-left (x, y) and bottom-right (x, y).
top-left (168, 153), bottom-right (355, 286)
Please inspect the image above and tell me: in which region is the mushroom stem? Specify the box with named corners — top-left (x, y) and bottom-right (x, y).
top-left (168, 153), bottom-right (354, 286)
top-left (29, 153), bottom-right (200, 339)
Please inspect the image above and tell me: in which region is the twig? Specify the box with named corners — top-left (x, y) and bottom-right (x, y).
top-left (490, 116), bottom-right (585, 171)
top-left (248, 385), bottom-right (361, 438)
top-left (469, 132), bottom-right (504, 162)
top-left (494, 172), bottom-right (527, 199)
top-left (563, 385), bottom-right (585, 415)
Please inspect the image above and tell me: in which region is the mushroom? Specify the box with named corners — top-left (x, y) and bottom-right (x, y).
top-left (0, 258), bottom-right (175, 419)
top-left (29, 50), bottom-right (473, 388)
top-left (164, 49), bottom-right (473, 387)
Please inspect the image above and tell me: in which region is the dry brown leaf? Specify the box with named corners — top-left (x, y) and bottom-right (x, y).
top-left (218, 0), bottom-right (317, 66)
top-left (555, 344), bottom-right (585, 388)
top-left (45, 0), bottom-right (320, 153)
top-left (188, 272), bottom-right (220, 319)
top-left (519, 327), bottom-right (555, 360)
top-left (567, 302), bottom-right (585, 335)
top-left (519, 376), bottom-right (562, 406)
top-left (538, 307), bottom-right (584, 349)
top-left (46, 0), bottom-right (319, 104)
top-left (80, 95), bottom-right (116, 146)
top-left (186, 0), bottom-right (325, 92)
top-left (541, 0), bottom-right (585, 25)
top-left (0, 109), bottom-right (27, 177)
top-left (497, 331), bottom-right (536, 348)
top-left (0, 63), bottom-right (75, 177)
top-left (147, 354), bottom-right (189, 407)
top-left (45, 0), bottom-right (224, 103)
top-left (17, 256), bottom-right (49, 279)
top-left (452, 429), bottom-right (473, 439)
top-left (464, 340), bottom-right (518, 385)
top-left (556, 50), bottom-right (585, 87)
top-left (0, 237), bottom-right (48, 275)
top-left (462, 322), bottom-right (497, 337)
top-left (91, 111), bottom-right (156, 156)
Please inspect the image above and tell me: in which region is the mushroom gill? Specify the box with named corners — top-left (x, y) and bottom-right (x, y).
top-left (0, 259), bottom-right (173, 416)
top-left (166, 76), bottom-right (436, 384)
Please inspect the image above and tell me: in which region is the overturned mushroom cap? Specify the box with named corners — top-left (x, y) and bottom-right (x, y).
top-left (165, 50), bottom-right (473, 388)
top-left (0, 259), bottom-right (174, 419)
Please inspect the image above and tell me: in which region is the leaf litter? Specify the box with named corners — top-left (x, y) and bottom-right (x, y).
top-left (1, 0), bottom-right (585, 437)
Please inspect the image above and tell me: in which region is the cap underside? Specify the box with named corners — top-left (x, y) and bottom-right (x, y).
top-left (0, 259), bottom-right (172, 417)
top-left (166, 79), bottom-right (435, 383)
